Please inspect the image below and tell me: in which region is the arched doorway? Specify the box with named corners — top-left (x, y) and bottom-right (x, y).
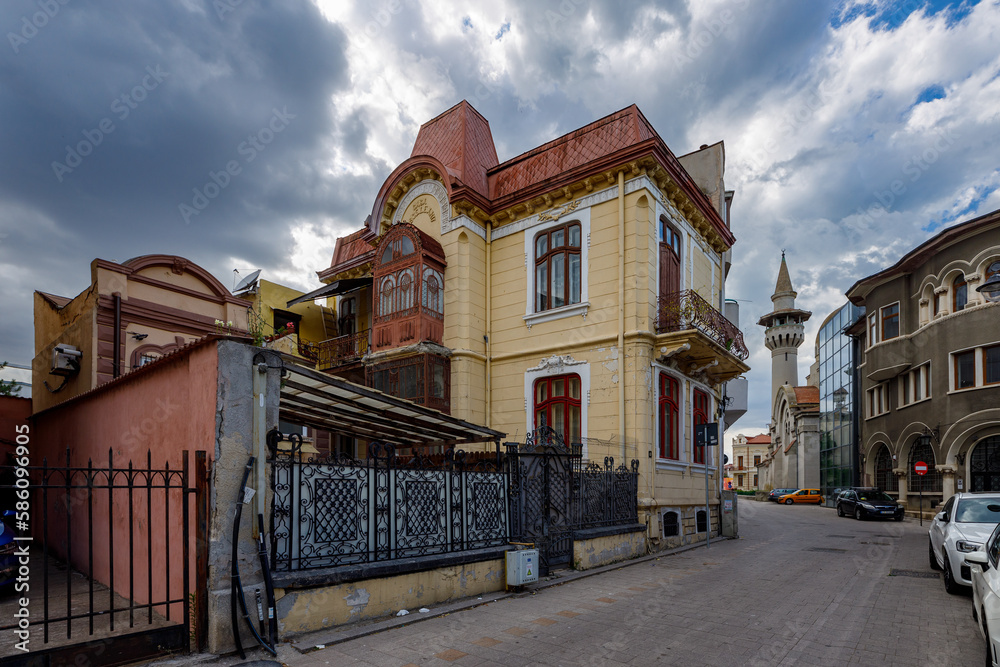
top-left (873, 444), bottom-right (897, 492)
top-left (970, 436), bottom-right (1000, 492)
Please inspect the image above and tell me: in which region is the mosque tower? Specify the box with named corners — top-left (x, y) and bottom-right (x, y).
top-left (757, 252), bottom-right (812, 406)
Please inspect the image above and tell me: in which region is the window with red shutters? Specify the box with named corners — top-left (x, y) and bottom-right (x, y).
top-left (658, 373), bottom-right (679, 459)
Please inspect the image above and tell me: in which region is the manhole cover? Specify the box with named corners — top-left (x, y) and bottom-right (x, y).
top-left (807, 547), bottom-right (848, 553)
top-left (889, 569), bottom-right (940, 579)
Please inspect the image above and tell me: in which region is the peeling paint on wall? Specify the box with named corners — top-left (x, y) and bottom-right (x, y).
top-left (345, 588), bottom-right (370, 616)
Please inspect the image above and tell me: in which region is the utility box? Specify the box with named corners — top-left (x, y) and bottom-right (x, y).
top-left (721, 490), bottom-right (738, 538)
top-left (506, 549), bottom-right (539, 586)
top-left (50, 344), bottom-right (82, 376)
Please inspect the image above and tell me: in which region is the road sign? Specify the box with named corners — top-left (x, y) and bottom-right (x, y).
top-left (695, 423), bottom-right (719, 448)
top-left (915, 461), bottom-right (928, 476)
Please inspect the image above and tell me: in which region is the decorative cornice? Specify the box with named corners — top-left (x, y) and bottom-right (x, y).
top-left (537, 200), bottom-right (580, 223)
top-left (526, 353), bottom-right (587, 374)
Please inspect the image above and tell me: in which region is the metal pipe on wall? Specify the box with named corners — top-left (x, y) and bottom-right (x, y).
top-left (618, 170), bottom-right (626, 462)
top-left (113, 293), bottom-right (121, 378)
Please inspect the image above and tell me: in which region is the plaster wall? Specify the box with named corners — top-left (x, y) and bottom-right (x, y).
top-left (276, 559), bottom-right (506, 636)
top-left (32, 289), bottom-right (98, 413)
top-left (572, 531), bottom-right (646, 570)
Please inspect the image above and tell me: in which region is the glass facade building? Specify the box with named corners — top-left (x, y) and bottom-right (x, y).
top-left (818, 303), bottom-right (863, 506)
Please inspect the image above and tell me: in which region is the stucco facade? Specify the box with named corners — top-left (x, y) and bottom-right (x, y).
top-left (846, 207), bottom-right (1000, 511)
top-left (310, 101), bottom-right (749, 545)
top-left (731, 433), bottom-right (769, 491)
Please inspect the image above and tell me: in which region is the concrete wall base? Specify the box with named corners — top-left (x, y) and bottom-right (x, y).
top-left (572, 529), bottom-right (647, 570)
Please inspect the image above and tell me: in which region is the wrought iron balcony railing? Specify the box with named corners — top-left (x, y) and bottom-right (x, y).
top-left (316, 329), bottom-right (370, 370)
top-left (656, 290), bottom-right (750, 361)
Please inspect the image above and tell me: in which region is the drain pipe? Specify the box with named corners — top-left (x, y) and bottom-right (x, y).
top-left (618, 169), bottom-right (626, 462)
top-left (486, 221), bottom-right (492, 428)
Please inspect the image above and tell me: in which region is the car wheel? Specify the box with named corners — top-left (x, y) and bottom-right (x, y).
top-left (837, 504), bottom-right (844, 517)
top-left (929, 540), bottom-right (941, 570)
top-left (855, 507), bottom-right (864, 521)
top-left (983, 614), bottom-right (992, 667)
top-left (944, 557), bottom-right (960, 595)
top-left (894, 513), bottom-right (903, 522)
top-left (785, 498), bottom-right (793, 505)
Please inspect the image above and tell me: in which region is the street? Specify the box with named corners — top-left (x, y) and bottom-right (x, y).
top-left (239, 500), bottom-right (985, 666)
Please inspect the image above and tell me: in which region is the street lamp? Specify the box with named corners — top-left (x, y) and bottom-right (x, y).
top-left (976, 273), bottom-right (1000, 303)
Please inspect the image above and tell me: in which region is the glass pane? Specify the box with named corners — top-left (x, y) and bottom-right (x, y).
top-left (569, 224), bottom-right (581, 247)
top-left (552, 403), bottom-right (565, 439)
top-left (957, 351), bottom-right (975, 388)
top-left (569, 406), bottom-right (581, 443)
top-left (569, 377), bottom-right (580, 399)
top-left (569, 253), bottom-right (581, 304)
top-left (552, 253), bottom-right (565, 308)
top-left (399, 236), bottom-right (414, 256)
top-left (552, 229), bottom-right (564, 248)
top-left (553, 378), bottom-right (565, 396)
top-left (535, 235), bottom-right (547, 258)
top-left (536, 264), bottom-right (547, 311)
top-left (536, 381), bottom-right (547, 402)
top-left (987, 347), bottom-right (1000, 384)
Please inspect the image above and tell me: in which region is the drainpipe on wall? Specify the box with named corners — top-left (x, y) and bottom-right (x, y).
top-left (485, 221), bottom-right (492, 428)
top-left (618, 170), bottom-right (626, 462)
top-left (112, 293), bottom-right (122, 379)
top-left (252, 358), bottom-right (268, 538)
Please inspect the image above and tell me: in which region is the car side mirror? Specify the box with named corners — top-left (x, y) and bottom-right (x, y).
top-left (966, 550), bottom-right (989, 570)
top-left (937, 511), bottom-right (948, 523)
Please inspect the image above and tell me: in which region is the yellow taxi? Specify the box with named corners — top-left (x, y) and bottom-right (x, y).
top-left (777, 488), bottom-right (823, 505)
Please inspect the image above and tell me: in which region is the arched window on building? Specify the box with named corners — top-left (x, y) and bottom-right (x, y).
top-left (953, 274), bottom-right (968, 312)
top-left (696, 509), bottom-right (707, 533)
top-left (658, 373), bottom-right (680, 460)
top-left (661, 511), bottom-right (679, 537)
top-left (909, 438), bottom-right (942, 492)
top-left (971, 436), bottom-right (1000, 493)
top-left (534, 221), bottom-right (582, 312)
top-left (874, 444), bottom-right (897, 492)
top-left (533, 374), bottom-right (582, 446)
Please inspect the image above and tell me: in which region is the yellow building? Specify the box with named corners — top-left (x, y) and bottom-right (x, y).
top-left (731, 433), bottom-right (770, 491)
top-left (235, 276), bottom-right (336, 363)
top-left (308, 101), bottom-right (749, 545)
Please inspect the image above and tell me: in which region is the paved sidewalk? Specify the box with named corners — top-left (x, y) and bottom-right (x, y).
top-left (184, 500), bottom-right (985, 666)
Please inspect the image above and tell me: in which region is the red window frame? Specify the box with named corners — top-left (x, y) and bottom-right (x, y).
top-left (533, 374), bottom-right (581, 445)
top-left (534, 222), bottom-right (582, 312)
top-left (658, 373), bottom-right (679, 459)
top-left (693, 389), bottom-right (710, 464)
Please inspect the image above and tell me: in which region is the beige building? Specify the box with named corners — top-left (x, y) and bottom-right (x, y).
top-left (32, 255), bottom-right (249, 413)
top-left (731, 433), bottom-right (769, 490)
top-left (306, 101), bottom-right (749, 545)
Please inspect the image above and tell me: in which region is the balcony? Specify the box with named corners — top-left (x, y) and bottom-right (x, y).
top-left (657, 290), bottom-right (750, 360)
top-left (655, 290), bottom-right (750, 383)
top-left (316, 329), bottom-right (370, 371)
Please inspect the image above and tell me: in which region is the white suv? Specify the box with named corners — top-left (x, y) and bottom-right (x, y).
top-left (929, 493), bottom-right (1000, 594)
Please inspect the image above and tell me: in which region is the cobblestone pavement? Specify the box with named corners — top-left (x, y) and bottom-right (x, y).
top-left (273, 500), bottom-right (986, 666)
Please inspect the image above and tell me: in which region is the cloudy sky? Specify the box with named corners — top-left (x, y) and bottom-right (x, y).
top-left (2, 0), bottom-right (998, 440)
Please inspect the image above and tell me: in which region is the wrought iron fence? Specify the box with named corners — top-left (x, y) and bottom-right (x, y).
top-left (581, 457), bottom-right (641, 528)
top-left (316, 329), bottom-right (370, 370)
top-left (268, 431), bottom-right (508, 572)
top-left (656, 290), bottom-right (750, 360)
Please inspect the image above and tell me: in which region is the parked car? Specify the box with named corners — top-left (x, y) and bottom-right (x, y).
top-left (964, 522), bottom-right (1000, 666)
top-left (0, 510), bottom-right (16, 592)
top-left (929, 493), bottom-right (1000, 594)
top-left (777, 489), bottom-right (823, 505)
top-left (837, 488), bottom-right (904, 521)
top-left (768, 488), bottom-right (798, 502)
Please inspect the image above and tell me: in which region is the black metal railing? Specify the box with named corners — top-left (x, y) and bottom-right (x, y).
top-left (656, 290), bottom-right (749, 360)
top-left (268, 431), bottom-right (508, 572)
top-left (0, 449), bottom-right (208, 661)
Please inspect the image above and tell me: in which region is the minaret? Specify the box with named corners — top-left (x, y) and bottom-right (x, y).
top-left (757, 252), bottom-right (812, 406)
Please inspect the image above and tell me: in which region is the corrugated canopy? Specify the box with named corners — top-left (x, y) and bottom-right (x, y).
top-left (279, 362), bottom-right (505, 448)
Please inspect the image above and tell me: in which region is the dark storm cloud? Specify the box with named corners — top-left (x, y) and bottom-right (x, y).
top-left (0, 0), bottom-right (366, 363)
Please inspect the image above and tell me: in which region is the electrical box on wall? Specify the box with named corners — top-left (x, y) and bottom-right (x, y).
top-left (506, 549), bottom-right (539, 586)
top-left (50, 344), bottom-right (82, 376)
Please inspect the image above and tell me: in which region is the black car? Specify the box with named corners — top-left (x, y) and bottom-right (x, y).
top-left (768, 488), bottom-right (798, 502)
top-left (837, 488), bottom-right (904, 521)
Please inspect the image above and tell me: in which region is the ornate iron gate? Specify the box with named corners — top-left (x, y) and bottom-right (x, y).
top-left (506, 429), bottom-right (582, 574)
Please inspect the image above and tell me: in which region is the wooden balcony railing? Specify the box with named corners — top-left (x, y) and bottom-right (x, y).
top-left (656, 290), bottom-right (750, 361)
top-left (317, 329), bottom-right (370, 370)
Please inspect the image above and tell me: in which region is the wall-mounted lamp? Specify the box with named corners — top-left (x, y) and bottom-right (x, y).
top-left (976, 274), bottom-right (1000, 303)
top-left (128, 332), bottom-right (148, 341)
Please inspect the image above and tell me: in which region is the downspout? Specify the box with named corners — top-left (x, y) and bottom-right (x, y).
top-left (113, 294), bottom-right (121, 378)
top-left (618, 169), bottom-right (626, 462)
top-left (485, 221), bottom-right (492, 428)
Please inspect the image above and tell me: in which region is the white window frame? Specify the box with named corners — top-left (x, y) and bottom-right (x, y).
top-left (524, 207), bottom-right (590, 327)
top-left (653, 364), bottom-right (686, 470)
top-left (524, 357), bottom-right (590, 458)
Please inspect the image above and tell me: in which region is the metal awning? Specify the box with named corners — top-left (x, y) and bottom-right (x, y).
top-left (285, 278), bottom-right (371, 307)
top-left (278, 362), bottom-right (505, 448)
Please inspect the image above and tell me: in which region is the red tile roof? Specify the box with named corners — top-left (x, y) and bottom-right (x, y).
top-left (321, 228), bottom-right (375, 280)
top-left (746, 434), bottom-right (771, 444)
top-left (489, 105), bottom-right (656, 199)
top-left (794, 386), bottom-right (819, 405)
top-left (410, 101), bottom-right (498, 198)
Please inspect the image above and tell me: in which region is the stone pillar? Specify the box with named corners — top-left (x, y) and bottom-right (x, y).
top-left (894, 469), bottom-right (908, 508)
top-left (938, 465), bottom-right (956, 499)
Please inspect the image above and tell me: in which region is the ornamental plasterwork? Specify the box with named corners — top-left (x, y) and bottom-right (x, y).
top-left (537, 200), bottom-right (580, 223)
top-left (401, 198), bottom-right (437, 225)
top-left (392, 179), bottom-right (451, 235)
top-left (491, 184), bottom-right (619, 241)
top-left (527, 353), bottom-right (587, 375)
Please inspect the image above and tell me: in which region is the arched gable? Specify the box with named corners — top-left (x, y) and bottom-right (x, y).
top-left (122, 254), bottom-right (236, 301)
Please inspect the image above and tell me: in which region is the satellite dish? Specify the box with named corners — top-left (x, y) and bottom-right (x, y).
top-left (233, 269), bottom-right (261, 294)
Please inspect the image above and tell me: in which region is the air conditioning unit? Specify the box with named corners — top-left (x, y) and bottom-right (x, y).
top-left (50, 344), bottom-right (82, 376)
top-left (506, 549), bottom-right (539, 586)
